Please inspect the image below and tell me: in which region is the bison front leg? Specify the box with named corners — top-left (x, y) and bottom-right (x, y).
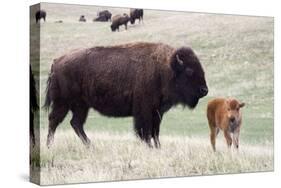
top-left (133, 104), bottom-right (154, 148)
top-left (133, 116), bottom-right (153, 147)
top-left (152, 110), bottom-right (162, 148)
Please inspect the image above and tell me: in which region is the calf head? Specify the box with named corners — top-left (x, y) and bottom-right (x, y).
top-left (170, 47), bottom-right (208, 108)
top-left (226, 99), bottom-right (245, 132)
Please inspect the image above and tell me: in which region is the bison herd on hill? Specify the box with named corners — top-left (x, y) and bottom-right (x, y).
top-left (35, 9), bottom-right (143, 32)
top-left (31, 8), bottom-right (246, 152)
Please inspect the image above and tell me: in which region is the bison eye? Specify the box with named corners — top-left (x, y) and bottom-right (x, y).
top-left (185, 67), bottom-right (194, 76)
top-left (227, 108), bottom-right (230, 111)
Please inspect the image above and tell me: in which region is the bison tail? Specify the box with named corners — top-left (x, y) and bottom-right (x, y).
top-left (44, 75), bottom-right (52, 110)
top-left (44, 64), bottom-right (56, 110)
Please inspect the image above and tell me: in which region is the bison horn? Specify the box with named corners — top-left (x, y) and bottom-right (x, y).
top-left (176, 54), bottom-right (184, 65)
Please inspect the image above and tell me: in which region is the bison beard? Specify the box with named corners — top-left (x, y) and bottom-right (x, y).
top-left (45, 42), bottom-right (208, 148)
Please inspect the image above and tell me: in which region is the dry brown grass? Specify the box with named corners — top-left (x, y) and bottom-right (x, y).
top-left (30, 130), bottom-right (273, 185)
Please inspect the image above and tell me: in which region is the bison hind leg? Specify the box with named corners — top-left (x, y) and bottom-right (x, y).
top-left (47, 102), bottom-right (69, 148)
top-left (70, 105), bottom-right (90, 146)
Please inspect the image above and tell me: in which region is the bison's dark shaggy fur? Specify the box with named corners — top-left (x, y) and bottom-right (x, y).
top-left (35, 10), bottom-right (46, 23)
top-left (94, 10), bottom-right (112, 22)
top-left (110, 14), bottom-right (130, 32)
top-left (30, 66), bottom-right (38, 147)
top-left (45, 42), bottom-right (208, 148)
top-left (130, 9), bottom-right (143, 24)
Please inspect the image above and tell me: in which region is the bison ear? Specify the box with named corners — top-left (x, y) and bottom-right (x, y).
top-left (239, 102), bottom-right (245, 108)
top-left (176, 54), bottom-right (184, 66)
top-left (171, 54), bottom-right (184, 74)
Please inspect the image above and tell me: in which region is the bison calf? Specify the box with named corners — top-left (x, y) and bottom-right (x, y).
top-left (207, 98), bottom-right (245, 151)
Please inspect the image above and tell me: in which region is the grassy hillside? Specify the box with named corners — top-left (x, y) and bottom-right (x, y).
top-left (30, 3), bottom-right (274, 185)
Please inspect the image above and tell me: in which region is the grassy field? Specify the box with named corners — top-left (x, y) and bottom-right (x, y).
top-left (30, 3), bottom-right (274, 185)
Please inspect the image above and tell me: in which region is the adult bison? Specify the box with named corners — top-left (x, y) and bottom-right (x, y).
top-left (35, 10), bottom-right (46, 23)
top-left (94, 10), bottom-right (112, 22)
top-left (45, 42), bottom-right (208, 148)
top-left (30, 66), bottom-right (38, 147)
top-left (130, 9), bottom-right (143, 24)
top-left (110, 14), bottom-right (130, 31)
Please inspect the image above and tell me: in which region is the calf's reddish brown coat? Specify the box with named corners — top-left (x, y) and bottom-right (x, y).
top-left (207, 98), bottom-right (245, 151)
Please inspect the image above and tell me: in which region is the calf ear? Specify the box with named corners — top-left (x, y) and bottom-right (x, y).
top-left (239, 102), bottom-right (245, 108)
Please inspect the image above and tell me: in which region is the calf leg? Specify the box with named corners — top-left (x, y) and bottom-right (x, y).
top-left (70, 105), bottom-right (90, 146)
top-left (210, 127), bottom-right (217, 152)
top-left (223, 130), bottom-right (232, 149)
top-left (208, 118), bottom-right (217, 151)
top-left (233, 130), bottom-right (240, 149)
top-left (47, 102), bottom-right (69, 148)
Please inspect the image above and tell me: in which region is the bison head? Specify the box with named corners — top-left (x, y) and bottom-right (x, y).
top-left (170, 47), bottom-right (208, 108)
top-left (130, 18), bottom-right (135, 24)
top-left (111, 24), bottom-right (117, 32)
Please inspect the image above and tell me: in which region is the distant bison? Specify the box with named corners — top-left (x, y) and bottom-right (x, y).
top-left (110, 14), bottom-right (130, 32)
top-left (55, 20), bottom-right (63, 23)
top-left (79, 15), bottom-right (86, 22)
top-left (35, 10), bottom-right (46, 23)
top-left (30, 66), bottom-right (38, 147)
top-left (207, 98), bottom-right (245, 151)
top-left (130, 9), bottom-right (143, 24)
top-left (94, 10), bottom-right (112, 22)
top-left (45, 42), bottom-right (208, 148)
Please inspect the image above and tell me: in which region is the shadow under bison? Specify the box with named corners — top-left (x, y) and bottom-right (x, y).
top-left (45, 42), bottom-right (208, 148)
